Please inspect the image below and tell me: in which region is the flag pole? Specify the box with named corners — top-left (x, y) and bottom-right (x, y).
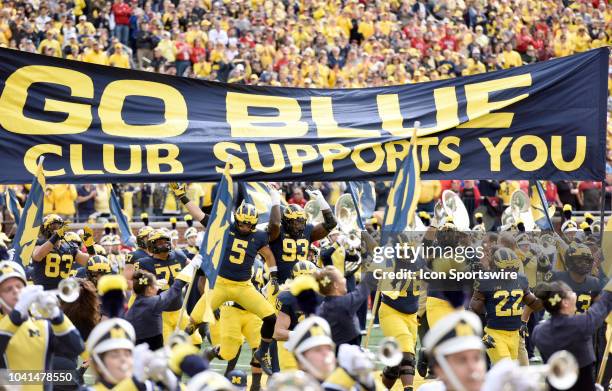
top-left (363, 123), bottom-right (420, 349)
top-left (175, 256), bottom-right (200, 332)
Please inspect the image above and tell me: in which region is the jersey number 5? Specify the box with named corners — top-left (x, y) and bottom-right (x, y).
top-left (229, 239), bottom-right (249, 264)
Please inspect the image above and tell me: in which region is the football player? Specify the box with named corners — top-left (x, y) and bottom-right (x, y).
top-left (207, 258), bottom-right (266, 391)
top-left (134, 229), bottom-right (188, 340)
top-left (124, 226), bottom-right (153, 292)
top-left (171, 182), bottom-right (279, 374)
top-left (548, 242), bottom-right (601, 313)
top-left (75, 255), bottom-right (114, 287)
top-left (273, 261), bottom-right (319, 371)
top-left (379, 278), bottom-right (423, 391)
top-left (268, 188), bottom-right (337, 284)
top-left (32, 214), bottom-right (94, 290)
top-left (470, 248), bottom-right (542, 364)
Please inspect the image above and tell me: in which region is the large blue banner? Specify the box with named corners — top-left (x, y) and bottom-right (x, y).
top-left (0, 48), bottom-right (607, 184)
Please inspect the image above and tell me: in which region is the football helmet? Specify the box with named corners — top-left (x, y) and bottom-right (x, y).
top-left (292, 261), bottom-right (318, 279)
top-left (282, 204), bottom-right (307, 238)
top-left (41, 214), bottom-right (64, 238)
top-left (147, 230), bottom-right (172, 254)
top-left (136, 226), bottom-right (154, 249)
top-left (493, 248), bottom-right (522, 271)
top-left (234, 203), bottom-right (258, 232)
top-left (565, 242), bottom-right (594, 275)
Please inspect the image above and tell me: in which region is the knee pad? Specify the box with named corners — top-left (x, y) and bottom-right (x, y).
top-left (382, 365), bottom-right (400, 380)
top-left (400, 353), bottom-right (416, 376)
top-left (261, 314), bottom-right (277, 339)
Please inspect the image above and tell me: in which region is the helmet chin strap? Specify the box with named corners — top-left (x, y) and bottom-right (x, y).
top-left (436, 353), bottom-right (469, 391)
top-left (296, 352), bottom-right (328, 381)
top-left (93, 353), bottom-right (119, 385)
top-left (0, 297), bottom-right (13, 315)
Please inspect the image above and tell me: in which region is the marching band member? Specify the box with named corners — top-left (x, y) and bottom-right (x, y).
top-left (533, 280), bottom-right (612, 390)
top-left (0, 260), bottom-right (84, 390)
top-left (285, 316), bottom-right (377, 391)
top-left (420, 311), bottom-right (487, 391)
top-left (86, 319), bottom-right (179, 391)
top-left (182, 227), bottom-right (200, 259)
top-left (32, 214), bottom-right (94, 290)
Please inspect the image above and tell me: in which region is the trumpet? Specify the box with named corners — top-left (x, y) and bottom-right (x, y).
top-left (378, 337), bottom-right (403, 367)
top-left (30, 278), bottom-right (80, 319)
top-left (498, 350), bottom-right (578, 391)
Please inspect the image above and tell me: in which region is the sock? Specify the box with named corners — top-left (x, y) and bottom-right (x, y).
top-left (251, 372), bottom-right (262, 391)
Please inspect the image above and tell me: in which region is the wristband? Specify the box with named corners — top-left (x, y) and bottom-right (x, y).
top-left (179, 195), bottom-right (190, 205)
top-left (86, 245), bottom-right (96, 255)
top-left (49, 233), bottom-right (60, 245)
top-left (269, 266), bottom-right (278, 272)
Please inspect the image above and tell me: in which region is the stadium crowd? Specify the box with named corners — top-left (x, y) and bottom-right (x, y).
top-left (0, 1), bottom-right (611, 391)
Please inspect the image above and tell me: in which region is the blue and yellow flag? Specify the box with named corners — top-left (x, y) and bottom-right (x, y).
top-left (5, 188), bottom-right (22, 226)
top-left (381, 129), bottom-right (421, 244)
top-left (12, 160), bottom-right (45, 266)
top-left (347, 181), bottom-right (376, 230)
top-left (240, 182), bottom-right (280, 224)
top-left (199, 162), bottom-right (234, 289)
top-left (531, 181), bottom-right (553, 230)
top-left (108, 185), bottom-right (135, 247)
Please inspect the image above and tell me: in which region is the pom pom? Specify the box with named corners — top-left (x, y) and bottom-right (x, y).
top-left (290, 275), bottom-right (319, 296)
top-left (169, 343), bottom-right (204, 376)
top-left (98, 274), bottom-right (128, 295)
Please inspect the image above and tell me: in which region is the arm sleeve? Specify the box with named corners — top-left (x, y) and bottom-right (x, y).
top-left (336, 272), bottom-right (375, 309)
top-left (574, 291), bottom-right (612, 335)
top-left (50, 313), bottom-right (85, 358)
top-left (152, 279), bottom-right (187, 312)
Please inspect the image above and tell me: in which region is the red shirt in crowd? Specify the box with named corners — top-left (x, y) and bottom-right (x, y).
top-left (175, 41), bottom-right (191, 61)
top-left (111, 2), bottom-right (132, 25)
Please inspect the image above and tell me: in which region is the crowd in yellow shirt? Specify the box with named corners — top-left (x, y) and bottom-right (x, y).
top-left (0, 0), bottom-right (604, 89)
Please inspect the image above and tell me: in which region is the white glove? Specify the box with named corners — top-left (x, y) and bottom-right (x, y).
top-left (132, 343), bottom-right (153, 382)
top-left (156, 279), bottom-right (168, 289)
top-left (337, 344), bottom-right (374, 382)
top-left (7, 248), bottom-right (15, 262)
top-left (189, 254), bottom-right (203, 270)
top-left (14, 285), bottom-right (43, 319)
top-left (481, 359), bottom-right (533, 391)
top-left (269, 187), bottom-right (281, 206)
top-left (306, 189), bottom-right (330, 210)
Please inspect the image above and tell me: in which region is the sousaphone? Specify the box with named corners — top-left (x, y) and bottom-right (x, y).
top-left (441, 190), bottom-right (470, 231)
top-left (511, 190), bottom-right (535, 231)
